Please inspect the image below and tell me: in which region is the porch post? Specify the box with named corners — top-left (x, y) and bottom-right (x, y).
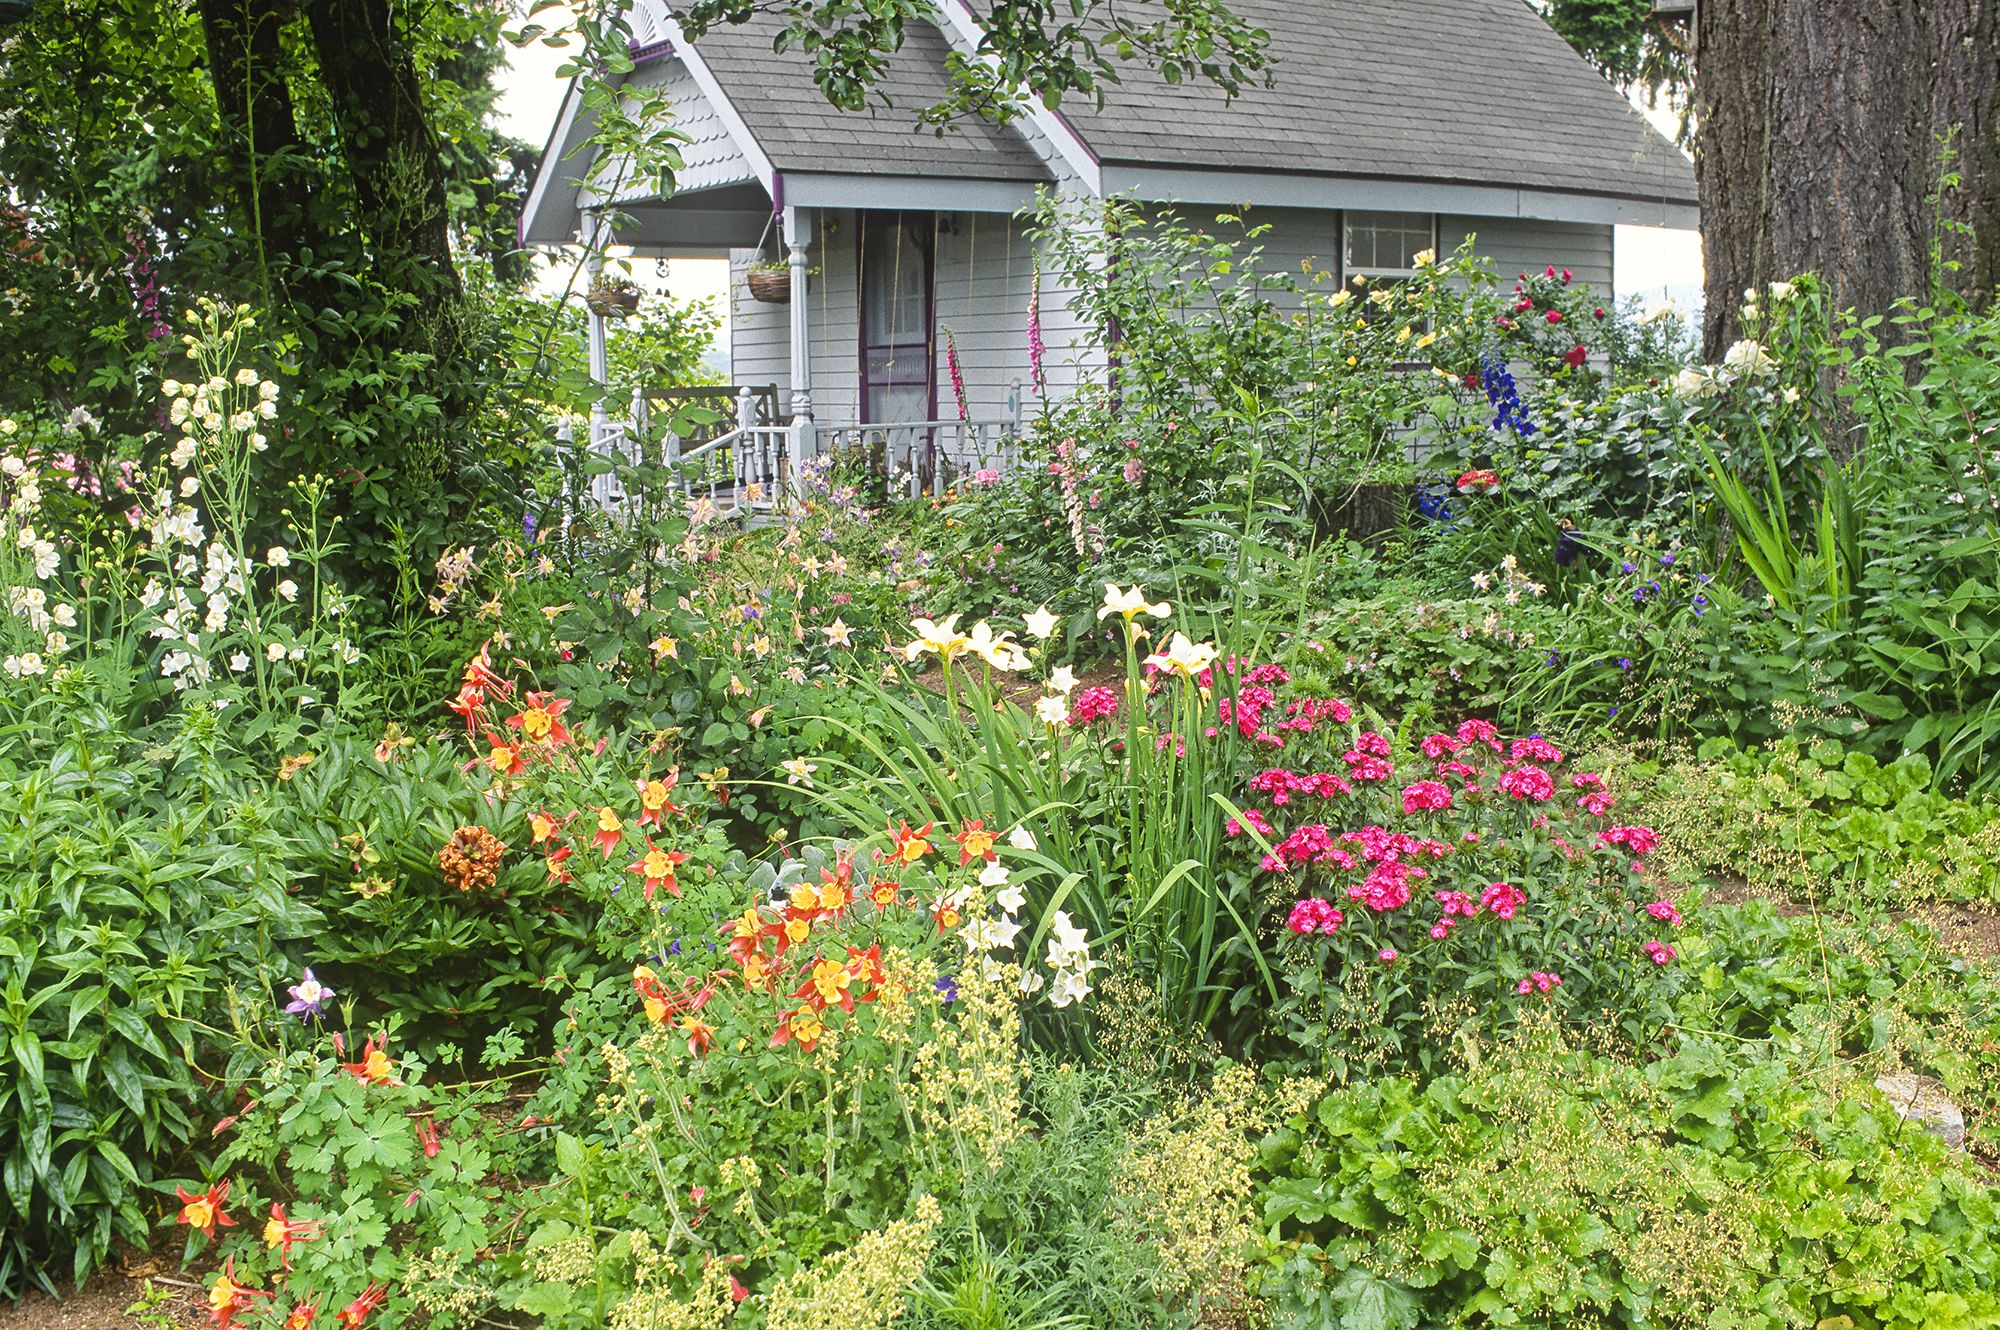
top-left (783, 205), bottom-right (814, 426)
top-left (582, 216), bottom-right (610, 447)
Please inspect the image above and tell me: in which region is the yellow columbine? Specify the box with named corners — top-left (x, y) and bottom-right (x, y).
top-left (1145, 631), bottom-right (1220, 680)
top-left (1097, 583), bottom-right (1169, 623)
top-left (651, 635), bottom-right (679, 660)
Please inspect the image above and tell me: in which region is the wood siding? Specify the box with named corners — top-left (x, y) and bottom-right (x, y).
top-left (725, 206), bottom-right (1617, 423)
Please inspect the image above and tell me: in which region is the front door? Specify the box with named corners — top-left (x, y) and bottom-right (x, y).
top-left (858, 211), bottom-right (935, 424)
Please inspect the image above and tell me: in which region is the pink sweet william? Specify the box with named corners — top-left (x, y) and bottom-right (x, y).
top-left (1456, 718), bottom-right (1502, 751)
top-left (1419, 732), bottom-right (1462, 759)
top-left (1069, 686), bottom-right (1119, 725)
top-left (1646, 899), bottom-right (1683, 927)
top-left (1598, 825), bottom-right (1660, 856)
top-left (1509, 736), bottom-right (1564, 764)
top-left (1344, 752), bottom-right (1393, 783)
top-left (1578, 790), bottom-right (1615, 816)
top-left (1401, 780), bottom-right (1453, 814)
top-left (1516, 970), bottom-right (1562, 995)
top-left (1434, 889), bottom-right (1477, 917)
top-left (1479, 881), bottom-right (1526, 920)
top-left (1498, 765), bottom-right (1555, 801)
top-left (1643, 939), bottom-right (1677, 965)
top-left (1225, 807), bottom-right (1274, 839)
top-left (1286, 898), bottom-right (1344, 935)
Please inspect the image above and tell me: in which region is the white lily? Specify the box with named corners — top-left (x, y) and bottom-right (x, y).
top-left (1022, 605), bottom-right (1060, 640)
top-left (1144, 631), bottom-right (1219, 680)
top-left (1097, 582), bottom-right (1170, 622)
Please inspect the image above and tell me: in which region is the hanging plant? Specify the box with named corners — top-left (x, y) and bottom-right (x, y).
top-left (584, 277), bottom-right (641, 319)
top-left (745, 259), bottom-right (791, 304)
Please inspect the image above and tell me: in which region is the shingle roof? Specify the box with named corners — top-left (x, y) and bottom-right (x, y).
top-left (1055, 0), bottom-right (1696, 206)
top-left (690, 13), bottom-right (1050, 180)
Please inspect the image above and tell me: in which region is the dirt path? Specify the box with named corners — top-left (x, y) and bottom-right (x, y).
top-left (0, 1262), bottom-right (199, 1330)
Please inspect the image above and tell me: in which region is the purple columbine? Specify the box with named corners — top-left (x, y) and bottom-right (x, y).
top-left (284, 968), bottom-right (334, 1022)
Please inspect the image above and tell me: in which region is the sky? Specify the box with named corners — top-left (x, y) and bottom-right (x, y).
top-left (494, 25), bottom-right (1704, 332)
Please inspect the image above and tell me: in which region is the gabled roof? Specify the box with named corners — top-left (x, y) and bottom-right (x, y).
top-left (1056, 0), bottom-right (1694, 210)
top-left (522, 0), bottom-right (1697, 246)
top-left (692, 12), bottom-right (1049, 182)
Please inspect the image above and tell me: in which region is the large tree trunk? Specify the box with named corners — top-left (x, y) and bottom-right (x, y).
top-left (197, 0), bottom-right (321, 290)
top-left (1695, 0), bottom-right (2000, 361)
top-left (301, 0), bottom-right (461, 302)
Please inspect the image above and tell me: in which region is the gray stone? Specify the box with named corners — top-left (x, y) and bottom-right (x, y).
top-left (1874, 1073), bottom-right (1967, 1151)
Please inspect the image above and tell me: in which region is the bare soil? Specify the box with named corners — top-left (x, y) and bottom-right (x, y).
top-left (0, 1257), bottom-right (200, 1330)
top-left (1698, 875), bottom-right (2000, 966)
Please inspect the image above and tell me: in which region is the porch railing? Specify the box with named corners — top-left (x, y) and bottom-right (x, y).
top-left (561, 386), bottom-right (1027, 519)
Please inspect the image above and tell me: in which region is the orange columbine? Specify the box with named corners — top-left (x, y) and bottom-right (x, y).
top-left (281, 1299), bottom-right (321, 1330)
top-left (627, 840), bottom-right (690, 901)
top-left (633, 965), bottom-right (715, 1027)
top-left (592, 806), bottom-right (624, 857)
top-left (176, 1180), bottom-right (236, 1239)
top-left (636, 773), bottom-right (682, 826)
top-left (445, 682), bottom-right (484, 734)
top-left (846, 944), bottom-right (887, 1000)
top-left (794, 956), bottom-right (856, 1013)
top-left (507, 691), bottom-right (572, 747)
top-left (869, 877), bottom-right (899, 909)
top-left (341, 1035), bottom-right (398, 1086)
top-left (952, 820), bottom-right (998, 866)
top-left (463, 644), bottom-right (508, 693)
top-left (527, 810), bottom-right (568, 845)
top-left (931, 894), bottom-right (962, 932)
top-left (771, 1007), bottom-right (825, 1052)
top-left (206, 1258), bottom-right (269, 1329)
top-left (264, 1203), bottom-right (322, 1269)
top-left (472, 737), bottom-right (525, 777)
top-left (336, 1283), bottom-right (388, 1329)
top-left (889, 820), bottom-right (934, 864)
top-left (679, 1012), bottom-right (715, 1056)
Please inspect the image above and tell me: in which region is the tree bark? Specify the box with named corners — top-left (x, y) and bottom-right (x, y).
top-left (197, 0), bottom-right (320, 283)
top-left (300, 0), bottom-right (460, 301)
top-left (1695, 0), bottom-right (2000, 360)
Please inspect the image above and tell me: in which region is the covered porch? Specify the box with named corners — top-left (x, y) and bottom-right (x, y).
top-left (517, 7), bottom-right (1067, 514)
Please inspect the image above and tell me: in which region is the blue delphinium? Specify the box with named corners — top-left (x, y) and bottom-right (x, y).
top-left (1481, 351), bottom-right (1536, 439)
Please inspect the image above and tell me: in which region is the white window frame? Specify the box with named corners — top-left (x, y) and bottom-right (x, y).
top-left (1340, 211), bottom-right (1439, 284)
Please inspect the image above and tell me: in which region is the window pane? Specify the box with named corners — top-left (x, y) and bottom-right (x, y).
top-left (862, 216), bottom-right (929, 346)
top-left (1344, 211), bottom-right (1433, 274)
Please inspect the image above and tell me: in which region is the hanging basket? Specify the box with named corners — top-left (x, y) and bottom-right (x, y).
top-left (585, 284), bottom-right (641, 319)
top-left (746, 265), bottom-right (791, 304)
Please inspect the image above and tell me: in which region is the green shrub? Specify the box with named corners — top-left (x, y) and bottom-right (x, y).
top-left (0, 690), bottom-right (305, 1295)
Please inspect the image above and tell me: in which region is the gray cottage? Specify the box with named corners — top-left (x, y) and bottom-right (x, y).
top-left (521, 0), bottom-right (1697, 501)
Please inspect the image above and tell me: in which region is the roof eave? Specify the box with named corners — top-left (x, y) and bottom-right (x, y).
top-left (1096, 163), bottom-right (1698, 229)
